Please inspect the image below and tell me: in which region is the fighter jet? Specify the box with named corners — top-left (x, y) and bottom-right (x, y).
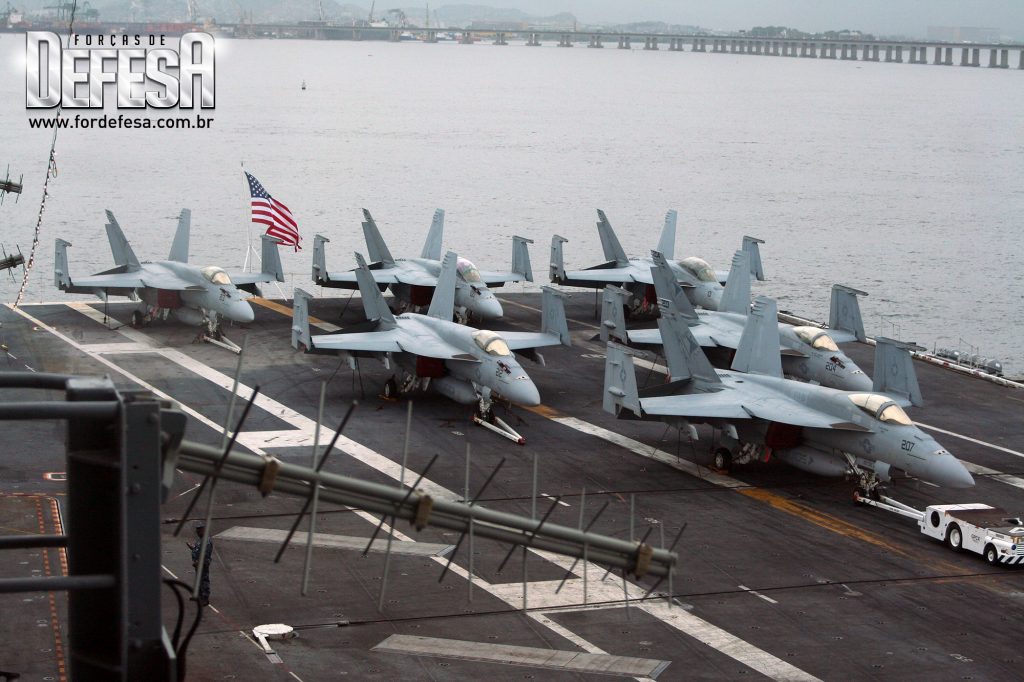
top-left (603, 296), bottom-right (974, 491)
top-left (549, 209), bottom-right (765, 312)
top-left (312, 208), bottom-right (533, 322)
top-left (292, 250), bottom-right (570, 443)
top-left (600, 250), bottom-right (873, 391)
top-left (54, 209), bottom-right (283, 349)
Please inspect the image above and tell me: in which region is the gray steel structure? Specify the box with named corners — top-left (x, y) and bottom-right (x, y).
top-left (550, 209), bottom-right (764, 313)
top-left (313, 208), bottom-right (532, 321)
top-left (604, 296), bottom-right (975, 490)
top-left (54, 209), bottom-right (283, 338)
top-left (0, 371), bottom-right (676, 681)
top-left (601, 249), bottom-right (872, 391)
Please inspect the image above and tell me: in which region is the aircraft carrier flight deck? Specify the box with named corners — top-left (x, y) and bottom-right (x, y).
top-left (1, 292), bottom-right (1022, 681)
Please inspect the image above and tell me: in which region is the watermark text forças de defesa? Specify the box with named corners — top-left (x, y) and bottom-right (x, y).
top-left (25, 31), bottom-right (215, 125)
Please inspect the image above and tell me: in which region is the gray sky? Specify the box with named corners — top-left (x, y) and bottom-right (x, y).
top-left (477, 1), bottom-right (1024, 39)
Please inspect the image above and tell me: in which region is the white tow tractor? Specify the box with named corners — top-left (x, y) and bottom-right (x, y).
top-left (855, 492), bottom-right (1024, 566)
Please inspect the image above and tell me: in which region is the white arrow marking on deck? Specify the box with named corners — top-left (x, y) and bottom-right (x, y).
top-left (23, 301), bottom-right (820, 682)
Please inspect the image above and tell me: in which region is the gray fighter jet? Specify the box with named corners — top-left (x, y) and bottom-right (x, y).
top-left (603, 296), bottom-right (974, 491)
top-left (312, 208), bottom-right (533, 322)
top-left (601, 250), bottom-right (872, 391)
top-left (292, 250), bottom-right (570, 443)
top-left (55, 209), bottom-right (283, 349)
top-left (549, 209), bottom-right (765, 312)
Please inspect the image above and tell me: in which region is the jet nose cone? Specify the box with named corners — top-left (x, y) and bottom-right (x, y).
top-left (504, 377), bottom-right (541, 407)
top-left (928, 452), bottom-right (975, 489)
top-left (473, 295), bottom-right (503, 320)
top-left (229, 301), bottom-right (255, 324)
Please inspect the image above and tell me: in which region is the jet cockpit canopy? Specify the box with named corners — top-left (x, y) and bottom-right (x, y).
top-left (472, 329), bottom-right (511, 356)
top-left (847, 393), bottom-right (912, 425)
top-left (457, 258), bottom-right (482, 283)
top-left (200, 266), bottom-right (232, 285)
top-left (793, 326), bottom-right (839, 351)
top-left (678, 257), bottom-right (717, 283)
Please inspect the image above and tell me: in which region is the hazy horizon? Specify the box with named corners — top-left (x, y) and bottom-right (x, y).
top-left (442, 1), bottom-right (1024, 40)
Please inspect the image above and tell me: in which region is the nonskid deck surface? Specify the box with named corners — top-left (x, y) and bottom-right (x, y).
top-left (1, 294), bottom-right (1023, 681)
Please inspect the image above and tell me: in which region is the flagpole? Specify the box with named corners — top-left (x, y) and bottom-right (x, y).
top-left (241, 161), bottom-right (253, 273)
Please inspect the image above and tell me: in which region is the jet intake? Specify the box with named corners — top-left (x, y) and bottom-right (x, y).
top-left (410, 285), bottom-right (433, 307)
top-left (765, 422), bottom-right (803, 449)
top-left (416, 356), bottom-right (446, 378)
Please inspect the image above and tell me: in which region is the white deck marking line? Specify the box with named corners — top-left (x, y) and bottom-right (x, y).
top-left (6, 305), bottom-right (260, 453)
top-left (551, 416), bottom-right (747, 489)
top-left (961, 462), bottom-right (1024, 492)
top-left (56, 302), bottom-right (820, 682)
top-left (916, 422), bottom-right (1024, 459)
top-left (68, 302), bottom-right (451, 499)
top-left (172, 483), bottom-right (201, 500)
top-left (78, 342), bottom-right (156, 354)
top-left (738, 585), bottom-right (779, 605)
top-left (541, 493), bottom-right (572, 507)
top-left (161, 565), bottom-right (180, 580)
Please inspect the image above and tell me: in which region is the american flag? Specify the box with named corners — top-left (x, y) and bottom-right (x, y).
top-left (246, 171), bottom-right (301, 251)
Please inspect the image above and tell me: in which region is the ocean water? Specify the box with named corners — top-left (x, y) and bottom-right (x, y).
top-left (1, 37), bottom-right (1021, 370)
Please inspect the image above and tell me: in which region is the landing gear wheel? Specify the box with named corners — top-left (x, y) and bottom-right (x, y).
top-left (383, 377), bottom-right (398, 400)
top-left (984, 544), bottom-right (999, 566)
top-left (947, 524), bottom-right (963, 551)
top-left (131, 310), bottom-right (143, 328)
top-left (713, 448), bottom-right (732, 471)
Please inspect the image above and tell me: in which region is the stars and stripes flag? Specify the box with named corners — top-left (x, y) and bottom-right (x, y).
top-left (245, 171), bottom-right (301, 251)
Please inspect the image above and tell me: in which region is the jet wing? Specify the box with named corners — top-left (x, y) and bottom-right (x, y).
top-left (310, 329), bottom-right (403, 353)
top-left (561, 267), bottom-right (637, 284)
top-left (639, 391), bottom-right (752, 419)
top-left (229, 272), bottom-right (276, 285)
top-left (500, 331), bottom-right (564, 351)
top-left (742, 396), bottom-right (871, 431)
top-left (478, 270), bottom-right (528, 285)
top-left (329, 268), bottom-right (405, 284)
top-left (139, 272), bottom-right (205, 291)
top-left (628, 327), bottom-right (717, 346)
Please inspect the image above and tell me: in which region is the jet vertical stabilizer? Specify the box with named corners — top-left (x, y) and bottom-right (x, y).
top-left (512, 236), bottom-right (534, 281)
top-left (104, 211), bottom-right (141, 269)
top-left (360, 209), bottom-right (396, 266)
top-left (657, 308), bottom-right (721, 384)
top-left (167, 209), bottom-right (191, 263)
top-left (829, 285), bottom-right (868, 342)
top-left (718, 250), bottom-right (752, 316)
top-left (54, 239), bottom-right (72, 289)
top-left (549, 235), bottom-right (568, 282)
top-left (312, 234), bottom-right (330, 284)
top-left (426, 251), bottom-right (458, 320)
top-left (603, 342), bottom-right (643, 416)
top-left (656, 210), bottom-right (677, 259)
top-left (354, 253), bottom-right (397, 327)
top-left (595, 210), bottom-right (629, 266)
top-left (651, 251), bottom-right (699, 321)
top-left (260, 234), bottom-right (284, 282)
top-left (742, 235), bottom-right (766, 281)
top-left (420, 208), bottom-right (445, 260)
top-left (731, 296), bottom-right (783, 378)
top-left (600, 285), bottom-right (631, 343)
top-left (873, 337), bottom-right (924, 407)
top-left (540, 286), bottom-right (571, 346)
top-left (291, 288), bottom-right (313, 350)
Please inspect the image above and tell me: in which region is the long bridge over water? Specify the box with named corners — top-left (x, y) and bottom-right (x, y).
top-left (223, 24), bottom-right (1024, 70)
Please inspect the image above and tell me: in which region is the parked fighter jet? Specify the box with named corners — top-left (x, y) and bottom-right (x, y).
top-left (549, 209), bottom-right (764, 312)
top-left (603, 296), bottom-right (974, 491)
top-left (293, 250), bottom-right (570, 443)
top-left (601, 250), bottom-right (872, 391)
top-left (55, 209), bottom-right (283, 349)
top-left (313, 209), bottom-right (533, 322)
